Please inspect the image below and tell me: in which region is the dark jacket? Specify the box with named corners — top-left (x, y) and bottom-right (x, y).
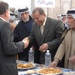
top-left (0, 18), bottom-right (24, 75)
top-left (28, 17), bottom-right (64, 64)
top-left (14, 16), bottom-right (33, 61)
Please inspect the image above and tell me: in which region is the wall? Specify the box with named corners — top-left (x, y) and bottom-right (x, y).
top-left (31, 0), bottom-right (75, 18)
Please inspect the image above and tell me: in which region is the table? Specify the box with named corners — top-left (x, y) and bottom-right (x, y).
top-left (17, 60), bottom-right (75, 75)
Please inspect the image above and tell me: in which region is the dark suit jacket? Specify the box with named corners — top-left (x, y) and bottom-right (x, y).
top-left (0, 18), bottom-right (24, 75)
top-left (28, 17), bottom-right (64, 64)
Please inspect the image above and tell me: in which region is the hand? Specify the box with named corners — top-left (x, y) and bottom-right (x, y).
top-left (39, 43), bottom-right (48, 52)
top-left (22, 37), bottom-right (29, 48)
top-left (49, 60), bottom-right (58, 68)
top-left (69, 56), bottom-right (75, 64)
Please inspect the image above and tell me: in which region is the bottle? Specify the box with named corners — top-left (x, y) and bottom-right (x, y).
top-left (45, 50), bottom-right (51, 67)
top-left (28, 48), bottom-right (34, 63)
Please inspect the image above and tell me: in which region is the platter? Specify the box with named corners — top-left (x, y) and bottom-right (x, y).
top-left (37, 67), bottom-right (63, 75)
top-left (17, 62), bottom-right (36, 70)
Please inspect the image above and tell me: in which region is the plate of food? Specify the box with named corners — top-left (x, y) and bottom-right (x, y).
top-left (17, 62), bottom-right (36, 70)
top-left (37, 67), bottom-right (63, 75)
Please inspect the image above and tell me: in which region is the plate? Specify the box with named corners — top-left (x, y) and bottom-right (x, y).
top-left (17, 62), bottom-right (36, 70)
top-left (25, 70), bottom-right (36, 74)
top-left (37, 67), bottom-right (63, 75)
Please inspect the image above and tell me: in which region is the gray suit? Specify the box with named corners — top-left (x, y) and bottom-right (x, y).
top-left (0, 19), bottom-right (24, 75)
top-left (29, 17), bottom-right (64, 64)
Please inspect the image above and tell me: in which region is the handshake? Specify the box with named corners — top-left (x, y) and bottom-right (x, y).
top-left (22, 37), bottom-right (29, 48)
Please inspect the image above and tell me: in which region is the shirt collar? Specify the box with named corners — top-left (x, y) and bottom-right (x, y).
top-left (42, 17), bottom-right (47, 26)
top-left (0, 17), bottom-right (7, 22)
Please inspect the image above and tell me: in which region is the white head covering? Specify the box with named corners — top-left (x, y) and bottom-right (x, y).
top-left (18, 7), bottom-right (29, 19)
top-left (57, 15), bottom-right (62, 21)
top-left (67, 8), bottom-right (75, 19)
top-left (9, 12), bottom-right (16, 22)
top-left (18, 7), bottom-right (29, 13)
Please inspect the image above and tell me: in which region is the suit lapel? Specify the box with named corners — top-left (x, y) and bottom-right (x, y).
top-left (37, 24), bottom-right (43, 40)
top-left (42, 17), bottom-right (51, 41)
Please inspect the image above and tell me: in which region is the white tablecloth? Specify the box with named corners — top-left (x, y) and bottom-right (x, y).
top-left (18, 71), bottom-right (25, 75)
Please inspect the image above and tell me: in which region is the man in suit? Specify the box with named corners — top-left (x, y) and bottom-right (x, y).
top-left (25, 7), bottom-right (64, 66)
top-left (14, 7), bottom-right (33, 61)
top-left (0, 1), bottom-right (29, 75)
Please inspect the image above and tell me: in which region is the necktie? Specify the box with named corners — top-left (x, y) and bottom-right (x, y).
top-left (40, 25), bottom-right (44, 34)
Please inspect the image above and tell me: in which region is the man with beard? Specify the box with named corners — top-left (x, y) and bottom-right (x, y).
top-left (14, 7), bottom-right (33, 61)
top-left (49, 9), bottom-right (75, 70)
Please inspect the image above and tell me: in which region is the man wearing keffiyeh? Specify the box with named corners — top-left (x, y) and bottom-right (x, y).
top-left (49, 8), bottom-right (75, 70)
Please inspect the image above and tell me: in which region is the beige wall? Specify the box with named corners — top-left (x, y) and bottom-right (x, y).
top-left (47, 0), bottom-right (72, 18)
top-left (48, 0), bottom-right (61, 18)
top-left (71, 0), bottom-right (75, 8)
top-left (31, 0), bottom-right (75, 19)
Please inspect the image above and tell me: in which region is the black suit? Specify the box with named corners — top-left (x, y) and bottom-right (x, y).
top-left (0, 18), bottom-right (24, 75)
top-left (29, 17), bottom-right (64, 66)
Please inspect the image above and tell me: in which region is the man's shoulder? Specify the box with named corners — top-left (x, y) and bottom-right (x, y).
top-left (47, 17), bottom-right (60, 22)
top-left (31, 22), bottom-right (38, 29)
top-left (0, 20), bottom-right (11, 33)
top-left (0, 18), bottom-right (6, 24)
top-left (48, 17), bottom-right (63, 25)
top-left (17, 20), bottom-right (22, 24)
top-left (29, 18), bottom-right (34, 23)
top-left (0, 19), bottom-right (9, 27)
top-left (33, 21), bottom-right (36, 24)
top-left (32, 22), bottom-right (37, 26)
top-left (16, 20), bottom-right (24, 27)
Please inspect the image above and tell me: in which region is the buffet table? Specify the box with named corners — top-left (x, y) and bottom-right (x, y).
top-left (18, 69), bottom-right (73, 75)
top-left (17, 60), bottom-right (75, 75)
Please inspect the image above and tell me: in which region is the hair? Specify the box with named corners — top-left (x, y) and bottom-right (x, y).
top-left (32, 7), bottom-right (45, 15)
top-left (0, 1), bottom-right (9, 15)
